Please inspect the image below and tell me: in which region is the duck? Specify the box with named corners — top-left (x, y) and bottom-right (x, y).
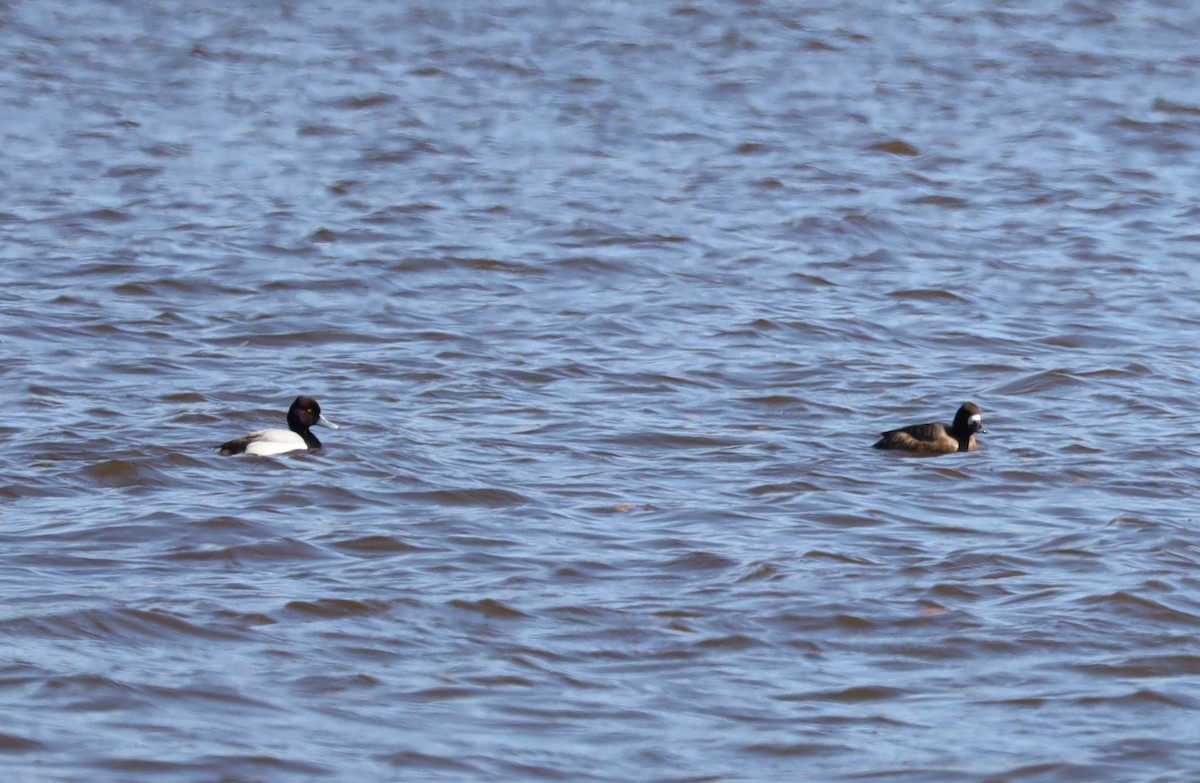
top-left (872, 401), bottom-right (986, 455)
top-left (218, 396), bottom-right (339, 456)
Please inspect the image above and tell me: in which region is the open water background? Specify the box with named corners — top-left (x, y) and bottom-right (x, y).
top-left (2, 1), bottom-right (1200, 781)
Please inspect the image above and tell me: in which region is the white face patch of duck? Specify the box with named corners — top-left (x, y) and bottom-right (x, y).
top-left (968, 413), bottom-right (986, 433)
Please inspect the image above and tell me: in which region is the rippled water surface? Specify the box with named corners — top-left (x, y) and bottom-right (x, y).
top-left (3, 2), bottom-right (1200, 781)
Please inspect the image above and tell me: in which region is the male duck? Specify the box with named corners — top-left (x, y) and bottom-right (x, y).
top-left (219, 396), bottom-right (339, 456)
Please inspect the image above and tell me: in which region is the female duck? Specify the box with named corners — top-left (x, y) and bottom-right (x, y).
top-left (873, 402), bottom-right (986, 455)
top-left (219, 396), bottom-right (339, 456)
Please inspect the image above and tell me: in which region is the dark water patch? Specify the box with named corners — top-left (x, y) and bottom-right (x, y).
top-left (207, 328), bottom-right (397, 347)
top-left (327, 534), bottom-right (427, 554)
top-left (293, 672), bottom-right (383, 695)
top-left (298, 122), bottom-right (351, 137)
top-left (99, 753), bottom-right (332, 777)
top-left (661, 551), bottom-right (737, 572)
top-left (193, 515), bottom-right (271, 533)
top-left (801, 550), bottom-right (876, 566)
top-left (787, 271), bottom-right (837, 287)
top-left (34, 673), bottom-right (147, 711)
top-left (552, 561), bottom-right (618, 580)
top-left (906, 193), bottom-right (971, 208)
top-left (0, 732), bottom-right (44, 752)
top-left (81, 459), bottom-right (167, 488)
top-left (735, 561), bottom-right (784, 583)
top-left (742, 394), bottom-right (804, 406)
top-left (779, 685), bottom-right (907, 703)
top-left (869, 139), bottom-right (920, 156)
top-left (773, 612), bottom-right (877, 636)
top-left (602, 431), bottom-right (741, 450)
top-left (980, 761), bottom-right (1111, 783)
top-left (587, 502), bottom-right (660, 515)
top-left (887, 288), bottom-right (965, 302)
top-left (103, 164), bottom-right (162, 179)
top-left (694, 634), bottom-right (761, 651)
top-left (1075, 655), bottom-right (1200, 679)
top-left (326, 91), bottom-right (399, 109)
top-left (807, 512), bottom-right (888, 529)
top-left (601, 371), bottom-right (721, 393)
top-left (141, 679), bottom-right (278, 711)
top-left (73, 208), bottom-right (134, 223)
top-left (284, 598), bottom-right (391, 619)
top-left (742, 740), bottom-right (846, 757)
top-left (547, 254), bottom-right (648, 278)
top-left (468, 674), bottom-right (535, 688)
top-left (441, 255), bottom-right (538, 274)
top-left (447, 535), bottom-right (519, 550)
top-left (378, 749), bottom-right (482, 773)
top-left (1083, 591), bottom-right (1200, 627)
top-left (9, 552), bottom-right (124, 571)
top-left (1079, 688), bottom-right (1200, 710)
top-left (6, 607), bottom-right (249, 644)
top-left (92, 757), bottom-right (208, 776)
top-left (448, 598), bottom-right (527, 619)
top-left (164, 537), bottom-right (330, 563)
top-left (210, 609), bottom-right (278, 627)
top-left (361, 142), bottom-right (446, 167)
top-left (400, 487), bottom-right (531, 507)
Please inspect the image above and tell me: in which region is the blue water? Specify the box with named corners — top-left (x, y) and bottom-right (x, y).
top-left (2, 1), bottom-right (1200, 781)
